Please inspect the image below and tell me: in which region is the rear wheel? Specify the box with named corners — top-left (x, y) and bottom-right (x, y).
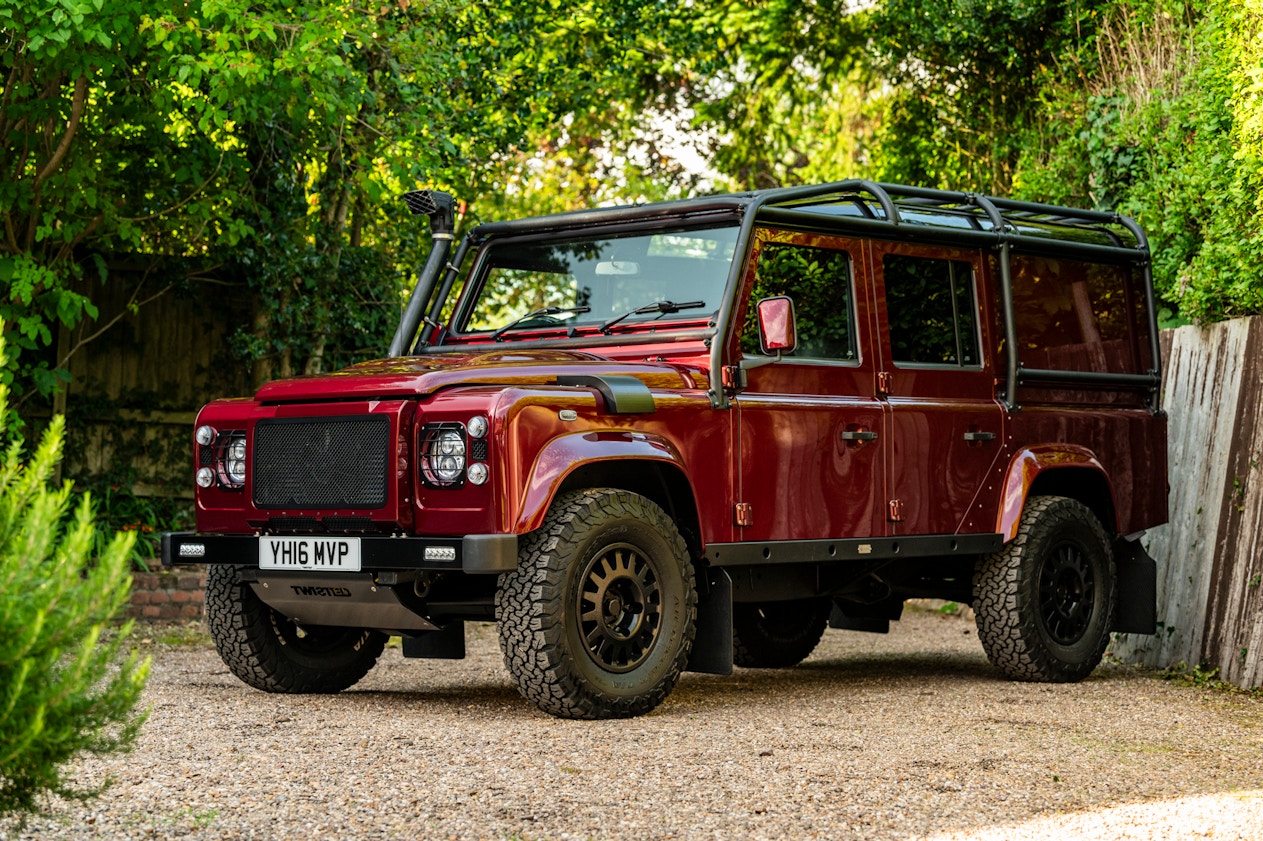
top-left (974, 496), bottom-right (1116, 683)
top-left (732, 598), bottom-right (832, 668)
top-left (496, 489), bottom-right (696, 719)
top-left (205, 564), bottom-right (387, 693)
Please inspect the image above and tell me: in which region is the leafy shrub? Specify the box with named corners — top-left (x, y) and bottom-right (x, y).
top-left (0, 368), bottom-right (149, 820)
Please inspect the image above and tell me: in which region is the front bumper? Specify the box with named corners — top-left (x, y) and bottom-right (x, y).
top-left (160, 532), bottom-right (519, 574)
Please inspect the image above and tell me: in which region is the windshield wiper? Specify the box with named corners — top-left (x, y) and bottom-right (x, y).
top-left (598, 300), bottom-right (707, 334)
top-left (490, 306), bottom-right (591, 341)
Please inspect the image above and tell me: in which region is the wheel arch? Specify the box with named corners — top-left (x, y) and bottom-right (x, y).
top-left (996, 446), bottom-right (1119, 542)
top-left (514, 431), bottom-right (702, 555)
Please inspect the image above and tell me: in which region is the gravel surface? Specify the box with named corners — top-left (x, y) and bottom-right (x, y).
top-left (6, 606), bottom-right (1262, 840)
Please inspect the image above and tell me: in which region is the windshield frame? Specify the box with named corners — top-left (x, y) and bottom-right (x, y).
top-left (439, 219), bottom-right (743, 349)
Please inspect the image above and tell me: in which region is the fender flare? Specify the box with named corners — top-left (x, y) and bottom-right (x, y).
top-left (995, 445), bottom-right (1119, 541)
top-left (514, 430), bottom-right (693, 534)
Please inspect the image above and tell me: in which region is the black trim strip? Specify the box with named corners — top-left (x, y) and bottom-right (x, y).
top-left (705, 533), bottom-right (1004, 567)
top-left (160, 532), bottom-right (518, 574)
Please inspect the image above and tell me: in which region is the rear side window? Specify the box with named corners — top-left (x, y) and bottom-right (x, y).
top-left (884, 254), bottom-right (979, 366)
top-left (1009, 256), bottom-right (1152, 374)
top-left (743, 243), bottom-right (857, 361)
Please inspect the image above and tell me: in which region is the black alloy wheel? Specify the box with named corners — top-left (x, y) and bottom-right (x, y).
top-left (576, 544), bottom-right (663, 673)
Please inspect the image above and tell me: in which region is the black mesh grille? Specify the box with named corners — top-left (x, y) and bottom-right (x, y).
top-left (267, 516), bottom-right (322, 533)
top-left (322, 516), bottom-right (378, 533)
top-left (253, 416), bottom-right (390, 509)
top-left (471, 439), bottom-right (489, 461)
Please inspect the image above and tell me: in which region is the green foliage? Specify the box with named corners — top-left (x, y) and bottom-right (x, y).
top-left (0, 342), bottom-right (149, 820)
top-left (684, 0), bottom-right (1263, 324)
top-left (1011, 0), bottom-right (1263, 323)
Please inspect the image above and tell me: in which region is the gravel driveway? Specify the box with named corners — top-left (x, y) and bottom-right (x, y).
top-left (7, 606), bottom-right (1262, 840)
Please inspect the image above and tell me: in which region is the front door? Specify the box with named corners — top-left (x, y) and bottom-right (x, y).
top-left (734, 229), bottom-right (886, 542)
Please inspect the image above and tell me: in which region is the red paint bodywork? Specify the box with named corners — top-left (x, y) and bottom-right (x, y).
top-left (192, 225), bottom-right (1168, 554)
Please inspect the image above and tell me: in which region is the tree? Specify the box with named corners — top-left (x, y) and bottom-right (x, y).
top-left (0, 325), bottom-right (148, 821)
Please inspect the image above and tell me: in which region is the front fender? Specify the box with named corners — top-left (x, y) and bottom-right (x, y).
top-left (996, 445), bottom-right (1118, 541)
top-left (514, 430), bottom-right (687, 533)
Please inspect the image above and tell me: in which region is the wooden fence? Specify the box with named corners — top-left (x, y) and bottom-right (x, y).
top-left (51, 264), bottom-right (250, 496)
top-left (1113, 317), bottom-right (1263, 688)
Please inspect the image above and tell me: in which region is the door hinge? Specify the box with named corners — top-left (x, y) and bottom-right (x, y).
top-left (877, 371), bottom-right (892, 397)
top-left (734, 502), bottom-right (753, 527)
top-left (722, 364), bottom-right (747, 390)
top-left (887, 498), bottom-right (905, 522)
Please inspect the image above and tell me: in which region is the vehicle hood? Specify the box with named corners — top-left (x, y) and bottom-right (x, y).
top-left (252, 349), bottom-right (704, 403)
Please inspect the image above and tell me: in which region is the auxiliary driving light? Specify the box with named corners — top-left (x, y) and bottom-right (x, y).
top-left (195, 425), bottom-right (216, 446)
top-left (196, 467), bottom-right (215, 488)
top-left (467, 462), bottom-right (489, 485)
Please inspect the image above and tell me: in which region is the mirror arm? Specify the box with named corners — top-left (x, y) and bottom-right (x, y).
top-left (739, 351), bottom-right (782, 371)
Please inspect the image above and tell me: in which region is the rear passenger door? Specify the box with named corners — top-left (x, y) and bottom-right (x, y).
top-left (734, 230), bottom-right (886, 542)
top-left (871, 242), bottom-right (1005, 536)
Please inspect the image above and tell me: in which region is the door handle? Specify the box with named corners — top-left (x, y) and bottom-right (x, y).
top-left (963, 431), bottom-right (997, 442)
top-left (841, 430), bottom-right (879, 441)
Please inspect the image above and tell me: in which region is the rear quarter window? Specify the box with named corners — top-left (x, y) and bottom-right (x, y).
top-left (1008, 256), bottom-right (1153, 375)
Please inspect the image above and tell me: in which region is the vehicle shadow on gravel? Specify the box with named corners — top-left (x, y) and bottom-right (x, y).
top-left (336, 650), bottom-right (1010, 718)
top-left (673, 651), bottom-right (1003, 701)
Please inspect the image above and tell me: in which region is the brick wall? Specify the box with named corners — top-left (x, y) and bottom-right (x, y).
top-left (128, 571), bottom-right (205, 621)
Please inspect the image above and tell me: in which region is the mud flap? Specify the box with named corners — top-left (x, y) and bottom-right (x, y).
top-left (687, 568), bottom-right (733, 675)
top-left (1113, 538), bottom-right (1157, 634)
top-left (401, 621), bottom-right (466, 659)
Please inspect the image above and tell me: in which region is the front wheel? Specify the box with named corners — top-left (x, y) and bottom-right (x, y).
top-left (973, 496), bottom-right (1116, 683)
top-left (496, 489), bottom-right (696, 719)
top-left (205, 564), bottom-right (387, 693)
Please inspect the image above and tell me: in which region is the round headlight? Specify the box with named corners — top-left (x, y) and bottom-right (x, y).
top-left (467, 462), bottom-right (489, 486)
top-left (195, 425), bottom-right (216, 446)
top-left (196, 467), bottom-right (215, 488)
top-left (427, 429), bottom-right (466, 483)
top-left (229, 439), bottom-right (247, 461)
top-left (467, 415), bottom-right (489, 439)
top-left (227, 459), bottom-right (246, 484)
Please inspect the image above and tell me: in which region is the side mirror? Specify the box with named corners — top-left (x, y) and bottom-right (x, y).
top-left (757, 296), bottom-right (797, 356)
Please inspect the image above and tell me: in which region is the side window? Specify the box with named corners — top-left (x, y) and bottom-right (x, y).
top-left (742, 243), bottom-right (857, 361)
top-left (884, 254), bottom-right (979, 366)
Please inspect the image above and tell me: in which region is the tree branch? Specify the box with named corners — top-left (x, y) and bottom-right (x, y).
top-left (34, 74), bottom-right (87, 187)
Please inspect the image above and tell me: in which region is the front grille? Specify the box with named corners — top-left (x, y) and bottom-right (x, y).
top-left (322, 516), bottom-right (378, 533)
top-left (253, 416), bottom-right (390, 509)
top-left (267, 516), bottom-right (322, 533)
top-left (266, 516), bottom-right (380, 534)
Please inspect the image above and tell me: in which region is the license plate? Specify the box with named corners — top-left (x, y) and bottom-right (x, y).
top-left (259, 536), bottom-right (362, 572)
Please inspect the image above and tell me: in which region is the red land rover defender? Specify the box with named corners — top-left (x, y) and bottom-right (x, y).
top-left (163, 182), bottom-right (1168, 719)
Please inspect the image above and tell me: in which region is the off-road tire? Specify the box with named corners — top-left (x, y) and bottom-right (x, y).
top-left (732, 597), bottom-right (832, 668)
top-left (205, 564), bottom-right (387, 693)
top-left (495, 489), bottom-right (697, 719)
top-left (974, 496), bottom-right (1116, 683)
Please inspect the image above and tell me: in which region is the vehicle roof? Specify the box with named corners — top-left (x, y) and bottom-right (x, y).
top-left (469, 180), bottom-right (1146, 255)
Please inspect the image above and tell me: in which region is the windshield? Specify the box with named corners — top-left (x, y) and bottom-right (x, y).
top-left (459, 225), bottom-right (740, 337)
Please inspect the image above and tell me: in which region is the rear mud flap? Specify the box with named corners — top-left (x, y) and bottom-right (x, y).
top-left (1113, 538), bottom-right (1158, 634)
